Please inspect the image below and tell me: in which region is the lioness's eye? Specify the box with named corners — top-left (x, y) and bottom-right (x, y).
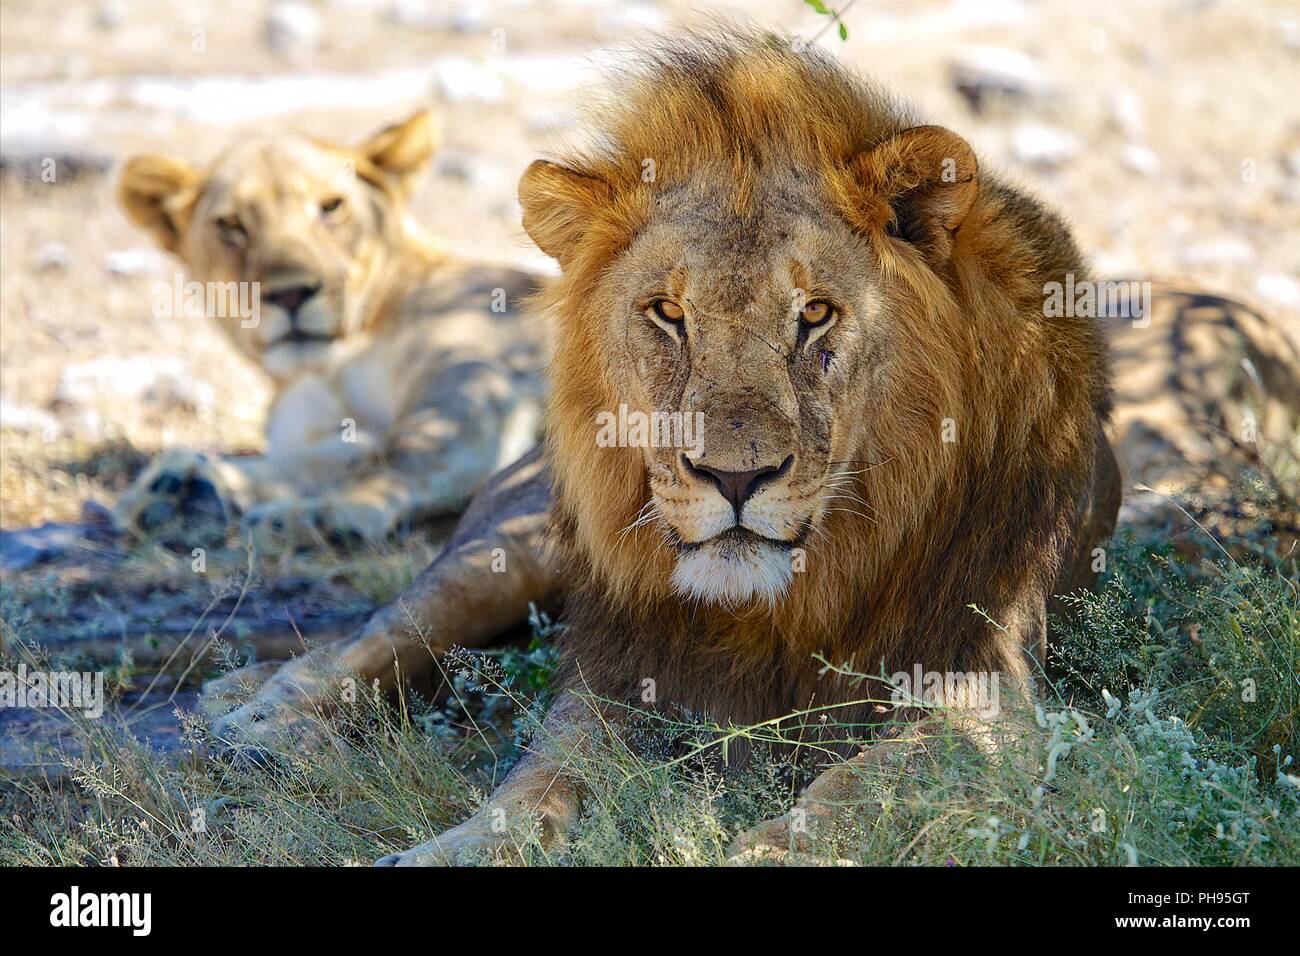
top-left (650, 299), bottom-right (685, 323)
top-left (800, 300), bottom-right (835, 326)
top-left (320, 196), bottom-right (344, 215)
top-left (215, 215), bottom-right (245, 241)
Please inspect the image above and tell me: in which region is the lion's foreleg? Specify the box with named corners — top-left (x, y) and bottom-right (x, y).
top-left (375, 690), bottom-right (606, 865)
top-left (726, 721), bottom-right (934, 862)
top-left (211, 448), bottom-right (555, 746)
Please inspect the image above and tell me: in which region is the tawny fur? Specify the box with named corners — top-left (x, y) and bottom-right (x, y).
top-left (527, 32), bottom-right (1113, 730)
top-left (114, 112), bottom-right (545, 545)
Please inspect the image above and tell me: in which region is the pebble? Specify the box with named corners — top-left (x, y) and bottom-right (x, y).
top-left (103, 246), bottom-right (171, 277)
top-left (1120, 144), bottom-right (1161, 178)
top-left (54, 355), bottom-right (214, 415)
top-left (1254, 273), bottom-right (1300, 308)
top-left (1010, 123), bottom-right (1081, 168)
top-left (34, 241), bottom-right (71, 272)
top-left (266, 2), bottom-right (323, 57)
top-left (433, 58), bottom-right (506, 104)
top-left (949, 45), bottom-right (1052, 112)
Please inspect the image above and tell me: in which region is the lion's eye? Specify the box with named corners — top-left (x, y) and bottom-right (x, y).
top-left (320, 196), bottom-right (345, 215)
top-left (800, 300), bottom-right (835, 326)
top-left (650, 299), bottom-right (685, 323)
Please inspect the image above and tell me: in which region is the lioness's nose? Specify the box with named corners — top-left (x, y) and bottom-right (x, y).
top-left (264, 283), bottom-right (321, 317)
top-left (682, 454), bottom-right (794, 516)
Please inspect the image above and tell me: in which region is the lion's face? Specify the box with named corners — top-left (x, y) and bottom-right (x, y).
top-left (596, 181), bottom-right (886, 605)
top-left (119, 112), bottom-right (436, 382)
top-left (521, 49), bottom-right (982, 610)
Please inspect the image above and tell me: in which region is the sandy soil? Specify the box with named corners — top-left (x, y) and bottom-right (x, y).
top-left (2, 0), bottom-right (1298, 528)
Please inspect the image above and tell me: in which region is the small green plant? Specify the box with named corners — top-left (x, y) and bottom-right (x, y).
top-left (803, 0), bottom-right (855, 42)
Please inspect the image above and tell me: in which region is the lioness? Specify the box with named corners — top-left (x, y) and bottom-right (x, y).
top-left (212, 36), bottom-right (1299, 864)
top-left (114, 111), bottom-right (544, 546)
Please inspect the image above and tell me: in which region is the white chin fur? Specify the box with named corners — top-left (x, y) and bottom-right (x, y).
top-left (261, 339), bottom-right (335, 379)
top-left (670, 538), bottom-right (793, 607)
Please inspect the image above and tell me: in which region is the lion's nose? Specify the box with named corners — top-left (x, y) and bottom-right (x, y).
top-left (264, 283), bottom-right (321, 317)
top-left (682, 454), bottom-right (795, 516)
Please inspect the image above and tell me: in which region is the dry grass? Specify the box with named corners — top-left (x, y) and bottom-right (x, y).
top-left (2, 515), bottom-right (1295, 867)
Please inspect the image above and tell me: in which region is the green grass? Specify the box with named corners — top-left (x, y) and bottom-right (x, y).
top-left (2, 505), bottom-right (1296, 867)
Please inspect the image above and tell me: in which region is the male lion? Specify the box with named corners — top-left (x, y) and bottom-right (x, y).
top-left (212, 35), bottom-right (1299, 864)
top-left (114, 111), bottom-right (544, 546)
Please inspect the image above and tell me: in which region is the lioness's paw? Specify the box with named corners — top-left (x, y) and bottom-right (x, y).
top-left (242, 496), bottom-right (391, 550)
top-left (114, 449), bottom-right (234, 542)
top-left (375, 815), bottom-right (523, 867)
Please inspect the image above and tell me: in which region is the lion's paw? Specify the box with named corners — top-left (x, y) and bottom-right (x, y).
top-left (209, 659), bottom-right (336, 754)
top-left (242, 496), bottom-right (391, 550)
top-left (726, 813), bottom-right (810, 863)
top-left (196, 660), bottom-right (284, 722)
top-left (375, 814), bottom-right (522, 867)
top-left (115, 449), bottom-right (234, 542)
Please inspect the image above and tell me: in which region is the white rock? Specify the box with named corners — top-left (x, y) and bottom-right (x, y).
top-left (94, 0), bottom-right (125, 30)
top-left (1092, 249), bottom-right (1143, 277)
top-left (0, 399), bottom-right (61, 439)
top-left (449, 7), bottom-right (490, 34)
top-left (104, 246), bottom-right (171, 277)
top-left (55, 356), bottom-right (215, 414)
top-left (943, 0), bottom-right (1033, 29)
top-left (1254, 272), bottom-right (1300, 307)
top-left (496, 55), bottom-right (594, 95)
top-left (266, 2), bottom-right (323, 57)
top-left (1106, 88), bottom-right (1145, 138)
top-left (1281, 17), bottom-right (1300, 52)
top-left (526, 106), bottom-right (577, 136)
top-left (1178, 237), bottom-right (1254, 269)
top-left (433, 58), bottom-right (506, 104)
top-left (385, 0), bottom-right (444, 28)
top-left (434, 151), bottom-right (511, 191)
top-left (600, 3), bottom-right (669, 33)
top-left (1281, 148), bottom-right (1300, 180)
top-left (949, 46), bottom-right (1052, 110)
top-left (35, 241), bottom-right (71, 271)
top-left (1010, 124), bottom-right (1081, 168)
top-left (1120, 144), bottom-right (1161, 178)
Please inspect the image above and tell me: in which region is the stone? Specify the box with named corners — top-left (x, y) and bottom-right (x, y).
top-left (949, 45), bottom-right (1052, 112)
top-left (1010, 123), bottom-right (1081, 168)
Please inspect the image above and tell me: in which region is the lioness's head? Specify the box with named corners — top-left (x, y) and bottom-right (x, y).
top-left (524, 35), bottom-right (1097, 613)
top-left (119, 111), bottom-right (437, 381)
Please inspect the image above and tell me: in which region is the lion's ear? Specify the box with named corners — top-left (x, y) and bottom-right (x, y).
top-left (850, 125), bottom-right (978, 262)
top-left (359, 110), bottom-right (438, 194)
top-left (118, 154), bottom-right (201, 253)
top-left (518, 159), bottom-right (613, 267)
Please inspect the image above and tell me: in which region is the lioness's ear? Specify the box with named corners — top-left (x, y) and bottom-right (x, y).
top-left (359, 110), bottom-right (438, 193)
top-left (850, 125), bottom-right (977, 262)
top-left (518, 159), bottom-right (613, 266)
top-left (118, 154), bottom-right (201, 253)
